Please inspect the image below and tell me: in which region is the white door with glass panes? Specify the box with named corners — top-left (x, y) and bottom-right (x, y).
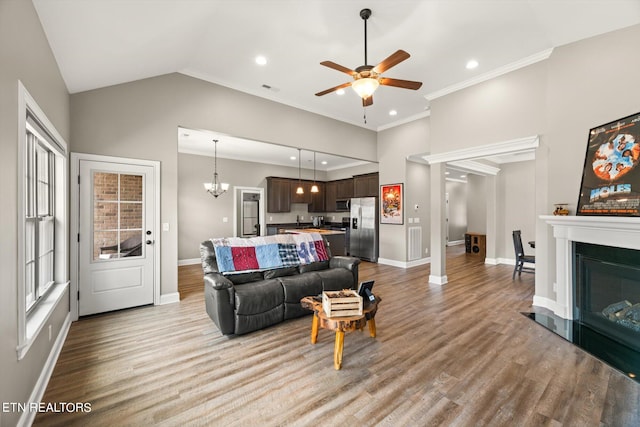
top-left (79, 160), bottom-right (155, 315)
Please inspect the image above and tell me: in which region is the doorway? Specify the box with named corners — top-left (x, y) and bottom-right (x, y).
top-left (71, 154), bottom-right (160, 318)
top-left (233, 187), bottom-right (265, 238)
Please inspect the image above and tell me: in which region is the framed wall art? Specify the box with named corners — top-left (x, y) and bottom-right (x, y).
top-left (380, 183), bottom-right (403, 224)
top-left (577, 111), bottom-right (640, 216)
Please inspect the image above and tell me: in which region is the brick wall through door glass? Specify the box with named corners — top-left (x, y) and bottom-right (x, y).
top-left (93, 172), bottom-right (143, 260)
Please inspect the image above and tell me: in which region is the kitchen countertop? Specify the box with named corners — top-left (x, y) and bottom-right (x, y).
top-left (282, 228), bottom-right (345, 235)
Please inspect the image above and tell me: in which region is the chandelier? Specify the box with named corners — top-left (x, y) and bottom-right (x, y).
top-left (203, 139), bottom-right (229, 198)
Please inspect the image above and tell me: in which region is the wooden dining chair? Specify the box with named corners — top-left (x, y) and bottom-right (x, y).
top-left (512, 230), bottom-right (535, 279)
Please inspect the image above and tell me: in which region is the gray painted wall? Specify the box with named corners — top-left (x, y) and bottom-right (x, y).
top-left (71, 73), bottom-right (378, 296)
top-left (426, 23), bottom-right (640, 307)
top-left (377, 117), bottom-right (430, 262)
top-left (446, 180), bottom-right (467, 243)
top-left (405, 161), bottom-right (431, 258)
top-left (496, 161), bottom-right (536, 261)
top-left (0, 1), bottom-right (71, 425)
top-left (466, 175), bottom-right (488, 234)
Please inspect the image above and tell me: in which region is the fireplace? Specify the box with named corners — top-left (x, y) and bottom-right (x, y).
top-left (574, 242), bottom-right (640, 353)
top-left (540, 215), bottom-right (640, 380)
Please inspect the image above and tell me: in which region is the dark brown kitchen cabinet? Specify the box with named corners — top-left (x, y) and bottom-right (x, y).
top-left (335, 178), bottom-right (354, 199)
top-left (290, 180), bottom-right (312, 204)
top-left (325, 181), bottom-right (337, 211)
top-left (308, 181), bottom-right (326, 212)
top-left (267, 177), bottom-right (291, 213)
top-left (353, 172), bottom-right (379, 197)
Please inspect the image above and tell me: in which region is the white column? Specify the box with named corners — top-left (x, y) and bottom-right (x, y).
top-left (429, 162), bottom-right (447, 285)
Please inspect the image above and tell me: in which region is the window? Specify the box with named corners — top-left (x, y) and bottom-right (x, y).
top-left (17, 82), bottom-right (68, 360)
top-left (25, 126), bottom-right (56, 311)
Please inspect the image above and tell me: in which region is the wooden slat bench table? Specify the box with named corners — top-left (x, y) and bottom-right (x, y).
top-left (301, 295), bottom-right (380, 370)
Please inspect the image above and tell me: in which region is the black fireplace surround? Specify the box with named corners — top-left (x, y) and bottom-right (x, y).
top-left (574, 242), bottom-right (640, 352)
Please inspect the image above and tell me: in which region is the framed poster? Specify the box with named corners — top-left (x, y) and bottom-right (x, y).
top-left (380, 183), bottom-right (403, 224)
top-left (577, 112), bottom-right (640, 216)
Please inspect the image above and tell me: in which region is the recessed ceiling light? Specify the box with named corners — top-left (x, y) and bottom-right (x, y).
top-left (321, 161), bottom-right (327, 165)
top-left (290, 156), bottom-right (296, 160)
top-left (255, 55), bottom-right (267, 66)
top-left (389, 110), bottom-right (398, 116)
top-left (460, 174), bottom-right (467, 178)
top-left (336, 89), bottom-right (345, 95)
top-left (445, 171), bottom-right (450, 175)
top-left (466, 59), bottom-right (479, 70)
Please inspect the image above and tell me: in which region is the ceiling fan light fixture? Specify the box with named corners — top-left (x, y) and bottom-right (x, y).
top-left (352, 77), bottom-right (379, 99)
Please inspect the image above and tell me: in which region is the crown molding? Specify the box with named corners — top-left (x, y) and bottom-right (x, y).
top-left (447, 160), bottom-right (500, 176)
top-left (422, 135), bottom-right (539, 165)
top-left (425, 48), bottom-right (553, 101)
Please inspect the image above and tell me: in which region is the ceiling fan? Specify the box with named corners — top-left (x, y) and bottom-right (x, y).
top-left (315, 8), bottom-right (422, 107)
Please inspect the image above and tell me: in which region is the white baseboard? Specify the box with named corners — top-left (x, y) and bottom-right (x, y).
top-left (407, 257), bottom-right (431, 268)
top-left (19, 312), bottom-right (72, 427)
top-left (429, 275), bottom-right (448, 285)
top-left (178, 258), bottom-right (200, 266)
top-left (484, 258), bottom-right (498, 265)
top-left (378, 257), bottom-right (430, 268)
top-left (159, 292), bottom-right (180, 305)
top-left (447, 240), bottom-right (465, 246)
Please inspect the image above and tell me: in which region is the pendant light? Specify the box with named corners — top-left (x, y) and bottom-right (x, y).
top-left (310, 151), bottom-right (319, 193)
top-left (203, 139), bottom-right (229, 198)
top-left (296, 148), bottom-right (304, 194)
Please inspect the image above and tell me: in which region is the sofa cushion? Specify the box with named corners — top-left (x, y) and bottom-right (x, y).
top-left (235, 305), bottom-right (284, 335)
top-left (234, 279), bottom-right (284, 315)
top-left (263, 266), bottom-right (298, 279)
top-left (225, 271), bottom-right (264, 285)
top-left (279, 273), bottom-right (323, 319)
top-left (316, 268), bottom-right (355, 292)
top-left (299, 260), bottom-right (329, 274)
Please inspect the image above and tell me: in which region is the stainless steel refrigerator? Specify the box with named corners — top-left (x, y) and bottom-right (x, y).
top-left (350, 197), bottom-right (378, 262)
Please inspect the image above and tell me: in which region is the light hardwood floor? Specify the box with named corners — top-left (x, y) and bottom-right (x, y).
top-left (35, 247), bottom-right (640, 426)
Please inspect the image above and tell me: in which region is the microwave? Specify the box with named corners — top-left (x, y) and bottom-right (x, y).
top-left (336, 199), bottom-right (350, 211)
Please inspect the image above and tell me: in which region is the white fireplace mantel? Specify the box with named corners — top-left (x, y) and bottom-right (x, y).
top-left (541, 215), bottom-right (640, 320)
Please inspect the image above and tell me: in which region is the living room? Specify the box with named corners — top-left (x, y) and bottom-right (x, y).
top-left (2, 1), bottom-right (640, 426)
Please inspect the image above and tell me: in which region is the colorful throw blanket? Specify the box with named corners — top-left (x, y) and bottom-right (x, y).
top-left (211, 232), bottom-right (329, 274)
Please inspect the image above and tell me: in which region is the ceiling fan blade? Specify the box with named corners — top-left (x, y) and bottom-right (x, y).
top-left (379, 77), bottom-right (423, 90)
top-left (315, 81), bottom-right (353, 97)
top-left (320, 61), bottom-right (357, 76)
top-left (362, 96), bottom-right (373, 107)
top-left (373, 50), bottom-right (410, 74)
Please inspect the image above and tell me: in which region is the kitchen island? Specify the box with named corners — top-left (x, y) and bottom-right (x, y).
top-left (283, 228), bottom-right (346, 256)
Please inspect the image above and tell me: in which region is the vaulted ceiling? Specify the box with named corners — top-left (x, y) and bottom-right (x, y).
top-left (33, 0), bottom-right (640, 131)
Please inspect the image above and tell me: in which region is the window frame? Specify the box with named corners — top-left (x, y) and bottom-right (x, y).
top-left (17, 81), bottom-right (69, 360)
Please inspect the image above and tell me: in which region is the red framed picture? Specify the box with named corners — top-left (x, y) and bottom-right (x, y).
top-left (380, 183), bottom-right (403, 224)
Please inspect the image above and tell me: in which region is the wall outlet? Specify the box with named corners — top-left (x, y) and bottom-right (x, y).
top-left (408, 218), bottom-right (414, 223)
top-left (223, 217), bottom-right (228, 223)
top-left (415, 218), bottom-right (420, 223)
top-left (425, 248), bottom-right (429, 254)
top-left (48, 324), bottom-right (52, 341)
top-left (269, 216), bottom-right (273, 221)
top-left (332, 216), bottom-right (335, 220)
top-left (162, 223), bottom-right (169, 231)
